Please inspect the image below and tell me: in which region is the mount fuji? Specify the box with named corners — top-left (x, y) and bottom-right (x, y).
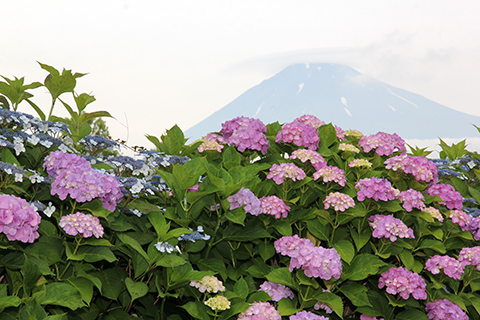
top-left (185, 63), bottom-right (480, 141)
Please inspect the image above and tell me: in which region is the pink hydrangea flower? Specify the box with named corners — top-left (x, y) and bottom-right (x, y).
top-left (227, 187), bottom-right (262, 216)
top-left (197, 133), bottom-right (225, 153)
top-left (368, 214), bottom-right (414, 242)
top-left (290, 311), bottom-right (329, 320)
top-left (0, 194), bottom-right (41, 243)
top-left (397, 189), bottom-right (426, 212)
top-left (335, 125), bottom-right (346, 140)
top-left (274, 235), bottom-right (342, 280)
top-left (294, 114), bottom-right (325, 129)
top-left (425, 184), bottom-right (463, 210)
top-left (289, 149), bottom-right (327, 170)
top-left (267, 163), bottom-right (306, 185)
top-left (458, 246), bottom-right (480, 270)
top-left (425, 299), bottom-right (468, 320)
top-left (384, 154), bottom-right (438, 184)
top-left (59, 212), bottom-right (104, 238)
top-left (360, 316), bottom-right (384, 320)
top-left (355, 177), bottom-right (396, 202)
top-left (259, 281), bottom-right (294, 301)
top-left (190, 275), bottom-right (225, 293)
top-left (276, 121), bottom-right (320, 150)
top-left (324, 192), bottom-right (355, 212)
top-left (467, 216), bottom-right (480, 240)
top-left (260, 196), bottom-right (290, 219)
top-left (449, 210), bottom-right (471, 230)
top-left (378, 267), bottom-right (427, 300)
top-left (220, 116), bottom-right (269, 154)
top-left (43, 150), bottom-right (91, 179)
top-left (425, 255), bottom-right (464, 279)
top-left (423, 207), bottom-right (443, 222)
top-left (238, 302), bottom-right (281, 320)
top-left (348, 159), bottom-right (372, 168)
top-left (359, 132), bottom-right (406, 156)
top-left (313, 166), bottom-right (346, 186)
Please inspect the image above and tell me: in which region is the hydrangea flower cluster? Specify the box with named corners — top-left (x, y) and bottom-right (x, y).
top-left (360, 316), bottom-right (384, 320)
top-left (267, 163), bottom-right (306, 184)
top-left (106, 155), bottom-right (153, 176)
top-left (425, 299), bottom-right (468, 320)
top-left (423, 206), bottom-right (444, 222)
top-left (368, 214), bottom-right (414, 242)
top-left (260, 195), bottom-right (291, 219)
top-left (458, 246), bottom-right (480, 270)
top-left (355, 177), bottom-right (396, 202)
top-left (425, 184), bottom-right (463, 210)
top-left (324, 192), bottom-right (355, 212)
top-left (274, 235), bottom-right (342, 280)
top-left (378, 267), bottom-right (427, 300)
top-left (178, 226), bottom-right (211, 242)
top-left (338, 143), bottom-right (360, 153)
top-left (79, 135), bottom-right (120, 152)
top-left (204, 296), bottom-right (231, 311)
top-left (313, 301), bottom-right (332, 314)
top-left (313, 166), bottom-right (346, 186)
top-left (294, 114), bottom-right (325, 129)
top-left (59, 212), bottom-right (104, 238)
top-left (348, 159), bottom-right (372, 168)
top-left (275, 121), bottom-right (320, 150)
top-left (0, 194), bottom-right (41, 243)
top-left (384, 155), bottom-right (438, 184)
top-left (425, 255), bottom-right (464, 279)
top-left (227, 187), bottom-right (262, 216)
top-left (154, 241), bottom-right (181, 254)
top-left (44, 151), bottom-right (123, 211)
top-left (449, 210), bottom-right (471, 230)
top-left (238, 302), bottom-right (281, 320)
top-left (197, 133), bottom-right (225, 153)
top-left (289, 149), bottom-right (327, 170)
top-left (259, 281), bottom-right (294, 301)
top-left (466, 216), bottom-right (480, 240)
top-left (358, 132), bottom-right (406, 156)
top-left (289, 311), bottom-right (329, 320)
top-left (344, 129), bottom-right (363, 139)
top-left (0, 161), bottom-right (26, 182)
top-left (190, 275), bottom-right (225, 293)
top-left (219, 116), bottom-right (269, 154)
top-left (397, 189), bottom-right (426, 212)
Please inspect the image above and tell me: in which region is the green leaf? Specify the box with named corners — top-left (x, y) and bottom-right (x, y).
top-left (469, 186), bottom-right (480, 205)
top-left (116, 233), bottom-right (149, 262)
top-left (306, 218), bottom-right (332, 241)
top-left (124, 278), bottom-right (148, 302)
top-left (92, 267), bottom-right (127, 300)
top-left (22, 255), bottom-right (42, 296)
top-left (0, 296), bottom-right (21, 313)
top-left (351, 227), bottom-right (371, 251)
top-left (222, 223), bottom-right (272, 241)
top-left (156, 254), bottom-right (187, 268)
top-left (318, 123), bottom-right (337, 147)
top-left (225, 207), bottom-right (246, 226)
top-left (65, 277), bottom-right (93, 305)
top-left (333, 239), bottom-right (355, 264)
top-left (258, 241), bottom-right (276, 261)
top-left (277, 298), bottom-right (300, 316)
top-left (266, 268), bottom-right (299, 291)
top-left (338, 281), bottom-right (372, 307)
top-left (395, 308), bottom-right (430, 320)
top-left (312, 291), bottom-right (344, 318)
top-left (234, 277), bottom-right (249, 299)
top-left (417, 239), bottom-right (446, 254)
top-left (148, 211), bottom-right (169, 240)
top-left (181, 301), bottom-right (211, 320)
top-left (344, 254), bottom-right (386, 281)
top-left (41, 282), bottom-right (86, 310)
top-left (77, 246), bottom-right (117, 263)
top-left (399, 249), bottom-right (415, 270)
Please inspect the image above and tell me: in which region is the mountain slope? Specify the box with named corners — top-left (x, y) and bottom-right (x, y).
top-left (185, 63), bottom-right (480, 141)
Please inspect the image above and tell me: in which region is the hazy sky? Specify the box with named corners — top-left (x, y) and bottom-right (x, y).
top-left (2, 0), bottom-right (480, 151)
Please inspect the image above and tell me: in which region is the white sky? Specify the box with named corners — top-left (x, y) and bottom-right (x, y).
top-left (2, 0), bottom-right (480, 152)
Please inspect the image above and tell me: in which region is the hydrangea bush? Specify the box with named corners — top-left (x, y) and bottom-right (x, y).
top-left (1, 65), bottom-right (480, 319)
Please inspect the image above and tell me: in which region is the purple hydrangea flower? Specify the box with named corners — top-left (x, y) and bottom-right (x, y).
top-left (276, 121), bottom-right (320, 150)
top-left (458, 246), bottom-right (480, 270)
top-left (368, 214), bottom-right (414, 242)
top-left (260, 196), bottom-right (290, 219)
top-left (397, 189), bottom-right (426, 212)
top-left (227, 187), bottom-right (262, 216)
top-left (467, 216), bottom-right (480, 240)
top-left (267, 163), bottom-right (306, 185)
top-left (259, 281), bottom-right (294, 301)
top-left (238, 302), bottom-right (281, 320)
top-left (289, 311), bottom-right (329, 320)
top-left (425, 255), bottom-right (464, 279)
top-left (384, 154), bottom-right (438, 184)
top-left (425, 184), bottom-right (463, 210)
top-left (313, 166), bottom-right (346, 186)
top-left (423, 206), bottom-right (444, 222)
top-left (190, 275), bottom-right (225, 293)
top-left (378, 267), bottom-right (427, 300)
top-left (355, 177), bottom-right (396, 202)
top-left (220, 117), bottom-right (269, 155)
top-left (290, 149), bottom-right (327, 170)
top-left (197, 133), bottom-right (225, 153)
top-left (274, 235), bottom-right (342, 280)
top-left (59, 212), bottom-right (104, 238)
top-left (43, 150), bottom-right (91, 179)
top-left (449, 210), bottom-right (471, 230)
top-left (294, 114), bottom-right (325, 129)
top-left (324, 192), bottom-right (355, 212)
top-left (359, 132), bottom-right (406, 156)
top-left (360, 316), bottom-right (384, 320)
top-left (425, 299), bottom-right (468, 320)
top-left (0, 194), bottom-right (41, 243)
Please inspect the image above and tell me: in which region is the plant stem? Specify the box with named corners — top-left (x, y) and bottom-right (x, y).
top-left (59, 236), bottom-right (82, 280)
